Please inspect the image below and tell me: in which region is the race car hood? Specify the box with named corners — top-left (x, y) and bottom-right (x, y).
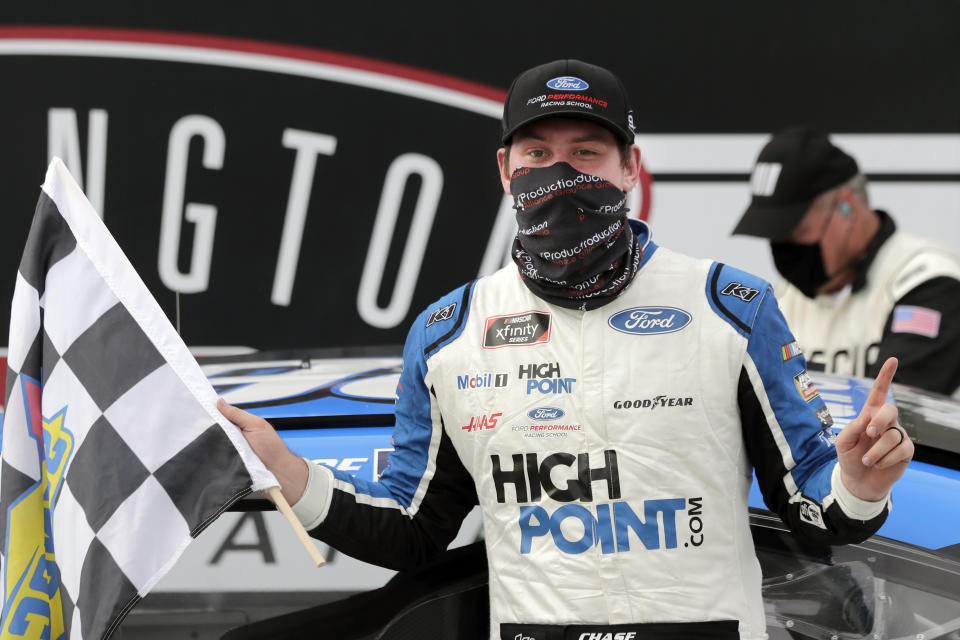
top-left (204, 354), bottom-right (401, 425)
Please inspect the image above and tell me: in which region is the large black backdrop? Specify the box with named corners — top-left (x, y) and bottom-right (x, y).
top-left (1, 2), bottom-right (958, 349)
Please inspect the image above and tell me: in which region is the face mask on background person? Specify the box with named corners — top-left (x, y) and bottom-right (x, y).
top-left (770, 241), bottom-right (830, 298)
top-left (509, 161), bottom-right (642, 311)
top-left (770, 195), bottom-right (860, 298)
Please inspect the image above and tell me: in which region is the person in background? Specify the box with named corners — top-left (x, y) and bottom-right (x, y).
top-left (733, 126), bottom-right (960, 397)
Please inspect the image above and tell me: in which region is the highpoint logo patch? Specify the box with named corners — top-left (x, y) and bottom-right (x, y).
top-left (490, 450), bottom-right (704, 554)
top-left (518, 362), bottom-right (575, 394)
top-left (526, 378), bottom-right (576, 394)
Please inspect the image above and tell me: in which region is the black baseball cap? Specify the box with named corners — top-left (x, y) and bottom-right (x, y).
top-left (733, 126), bottom-right (859, 239)
top-left (501, 59), bottom-right (636, 145)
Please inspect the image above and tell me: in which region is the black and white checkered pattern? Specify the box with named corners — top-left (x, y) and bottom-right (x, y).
top-left (0, 159), bottom-right (276, 640)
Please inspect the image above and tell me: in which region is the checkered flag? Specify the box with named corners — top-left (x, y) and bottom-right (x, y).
top-left (0, 159), bottom-right (277, 640)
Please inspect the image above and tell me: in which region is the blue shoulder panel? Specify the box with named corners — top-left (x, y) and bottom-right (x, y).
top-left (742, 277), bottom-right (837, 502)
top-left (705, 262), bottom-right (770, 338)
top-left (329, 281), bottom-right (475, 507)
top-left (421, 281), bottom-right (476, 359)
top-left (706, 262), bottom-right (838, 502)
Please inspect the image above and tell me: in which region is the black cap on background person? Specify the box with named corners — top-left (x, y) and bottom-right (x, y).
top-left (733, 126), bottom-right (859, 239)
top-left (501, 59), bottom-right (636, 144)
top-left (733, 126), bottom-right (881, 300)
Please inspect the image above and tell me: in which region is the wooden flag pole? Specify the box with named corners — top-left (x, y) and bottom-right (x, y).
top-left (267, 486), bottom-right (326, 567)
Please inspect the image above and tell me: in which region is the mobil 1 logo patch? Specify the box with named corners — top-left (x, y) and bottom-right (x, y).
top-left (720, 282), bottom-right (760, 302)
top-left (425, 302), bottom-right (456, 327)
top-left (483, 311), bottom-right (551, 348)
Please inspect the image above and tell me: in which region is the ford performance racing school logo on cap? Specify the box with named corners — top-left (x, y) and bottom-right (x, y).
top-left (607, 307), bottom-right (692, 335)
top-left (546, 75), bottom-right (590, 91)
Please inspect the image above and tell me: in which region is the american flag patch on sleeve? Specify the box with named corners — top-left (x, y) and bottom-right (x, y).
top-left (891, 305), bottom-right (941, 338)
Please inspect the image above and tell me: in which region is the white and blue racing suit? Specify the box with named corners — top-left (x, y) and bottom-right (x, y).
top-left (293, 220), bottom-right (888, 640)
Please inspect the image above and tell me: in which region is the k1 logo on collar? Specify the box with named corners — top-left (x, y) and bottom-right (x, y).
top-left (720, 282), bottom-right (760, 302)
top-left (607, 307), bottom-right (692, 335)
top-left (483, 311), bottom-right (551, 348)
top-left (425, 302), bottom-right (456, 327)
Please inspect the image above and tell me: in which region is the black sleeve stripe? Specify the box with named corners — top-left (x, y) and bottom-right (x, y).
top-left (710, 263), bottom-right (752, 335)
top-left (424, 281), bottom-right (476, 357)
top-left (312, 427), bottom-right (478, 571)
top-left (738, 366), bottom-right (789, 511)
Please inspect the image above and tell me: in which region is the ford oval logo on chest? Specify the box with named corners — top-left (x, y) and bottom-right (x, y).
top-left (608, 306), bottom-right (692, 335)
top-left (528, 407), bottom-right (564, 421)
top-left (546, 76), bottom-right (589, 90)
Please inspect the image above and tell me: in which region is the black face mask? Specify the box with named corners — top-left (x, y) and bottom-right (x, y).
top-left (509, 162), bottom-right (642, 311)
top-left (770, 241), bottom-right (829, 298)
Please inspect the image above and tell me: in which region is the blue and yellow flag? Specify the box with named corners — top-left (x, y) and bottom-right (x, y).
top-left (1, 376), bottom-right (72, 640)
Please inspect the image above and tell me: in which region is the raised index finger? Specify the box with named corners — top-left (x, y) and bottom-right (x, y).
top-left (863, 357), bottom-right (898, 410)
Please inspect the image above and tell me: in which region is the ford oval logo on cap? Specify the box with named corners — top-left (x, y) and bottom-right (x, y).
top-left (546, 76), bottom-right (589, 91)
top-left (528, 407), bottom-right (565, 421)
top-left (608, 307), bottom-right (692, 335)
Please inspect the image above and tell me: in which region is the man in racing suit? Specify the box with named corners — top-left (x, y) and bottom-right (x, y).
top-left (220, 61), bottom-right (914, 640)
top-left (733, 127), bottom-right (960, 397)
